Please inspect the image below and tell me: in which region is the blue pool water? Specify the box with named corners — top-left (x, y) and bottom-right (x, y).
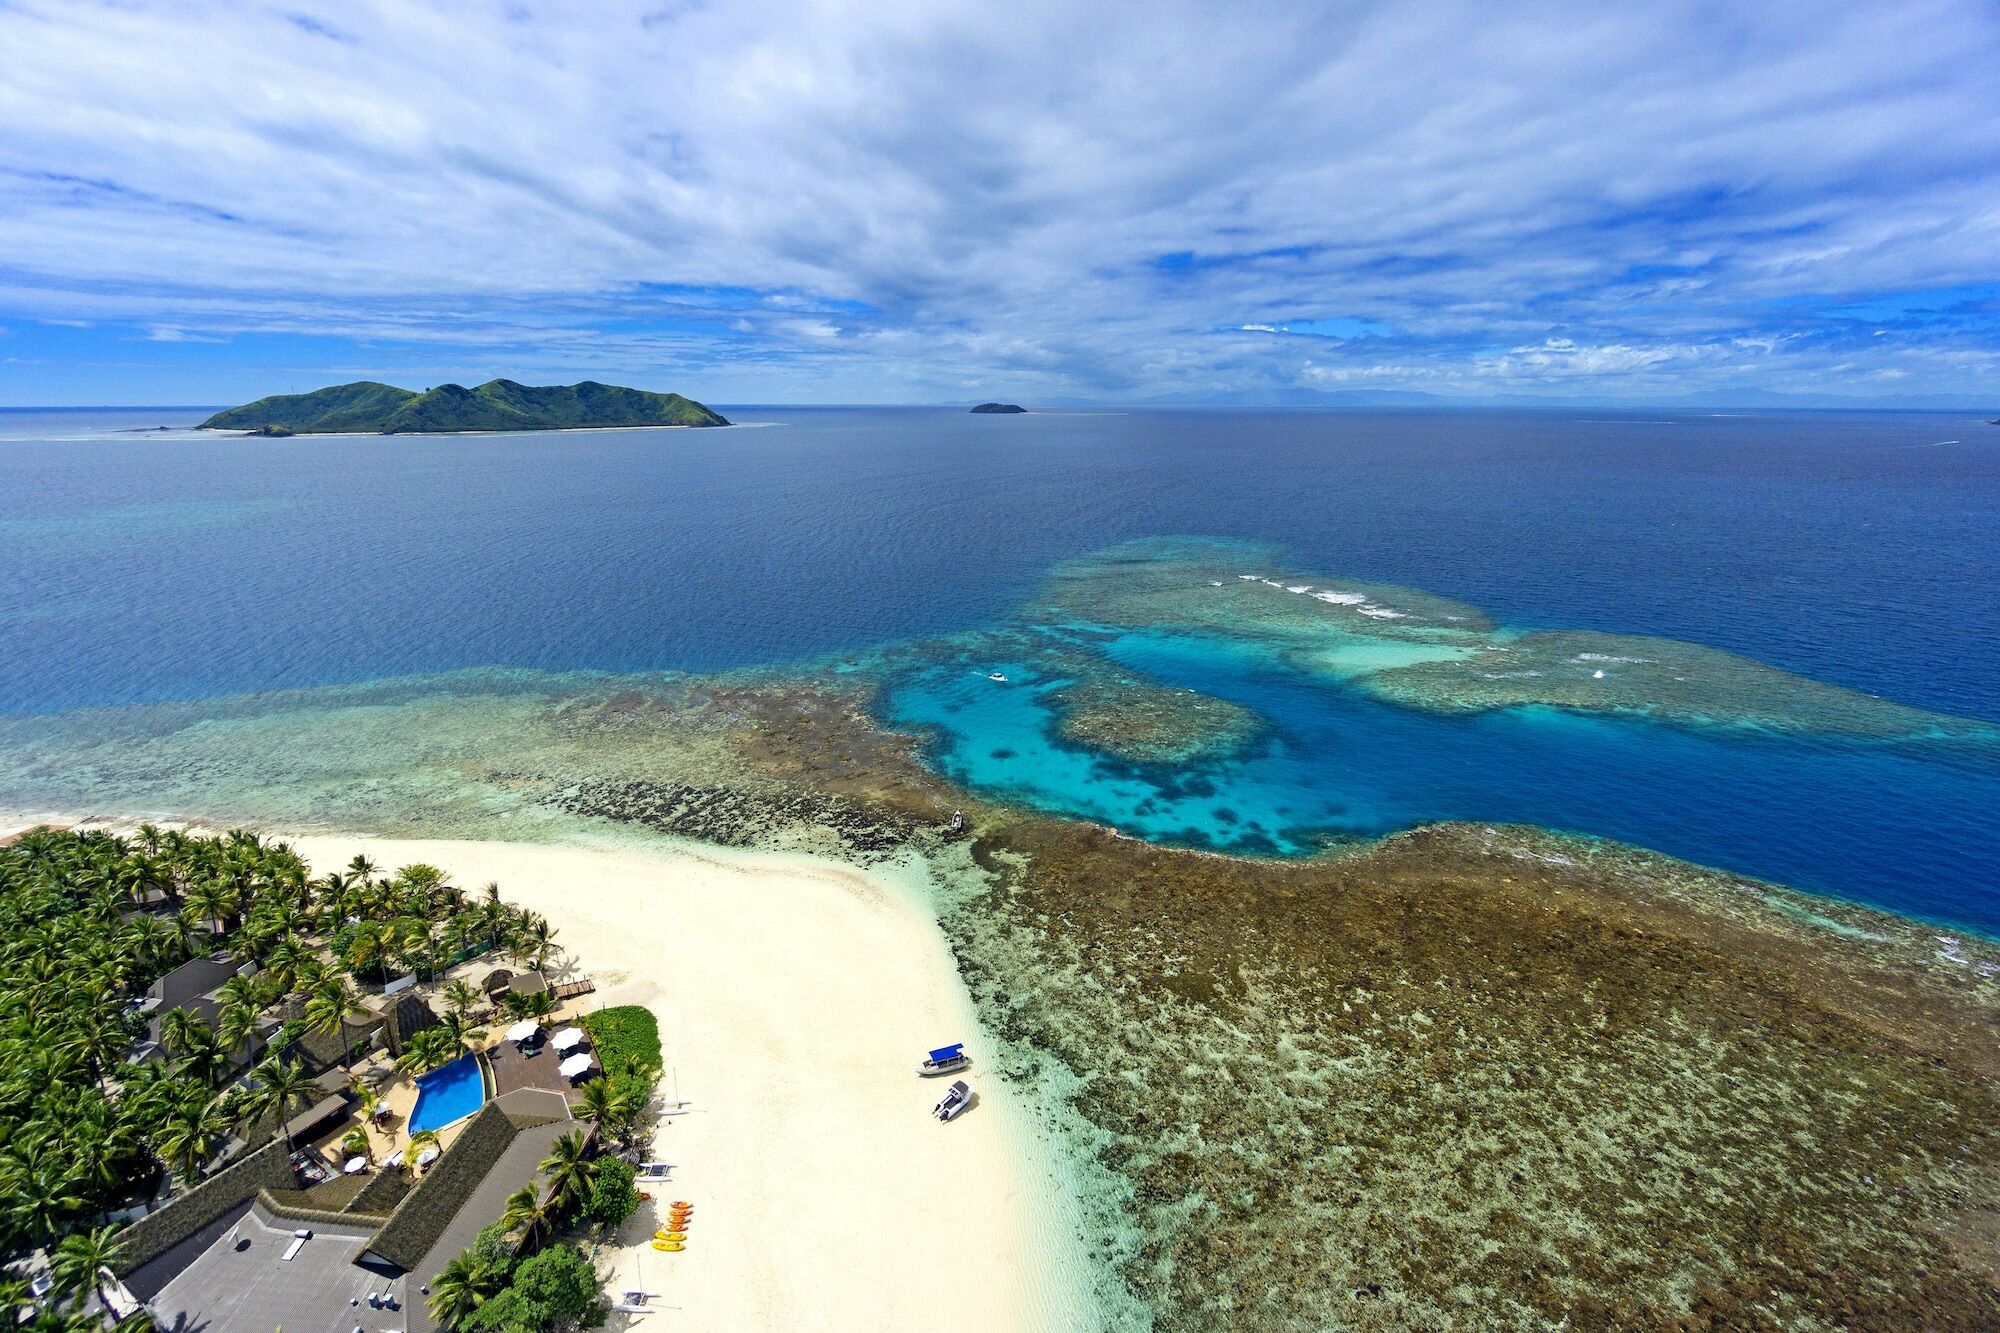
top-left (408, 1053), bottom-right (486, 1133)
top-left (1, 405), bottom-right (1996, 931)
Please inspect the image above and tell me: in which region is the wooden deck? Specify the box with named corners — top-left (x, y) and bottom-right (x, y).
top-left (486, 1035), bottom-right (582, 1101)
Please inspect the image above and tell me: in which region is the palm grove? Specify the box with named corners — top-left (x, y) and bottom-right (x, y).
top-left (0, 825), bottom-right (650, 1326)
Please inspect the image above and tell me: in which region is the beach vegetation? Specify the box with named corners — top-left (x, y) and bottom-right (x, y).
top-left (497, 989), bottom-right (556, 1022)
top-left (582, 1158), bottom-right (639, 1231)
top-left (49, 1224), bottom-right (125, 1313)
top-left (395, 1024), bottom-right (467, 1074)
top-left (435, 1130), bottom-right (625, 1328)
top-left (576, 1005), bottom-right (658, 1073)
top-left (0, 825), bottom-right (551, 1266)
top-left (402, 1128), bottom-right (441, 1172)
top-left (428, 1250), bottom-right (509, 1331)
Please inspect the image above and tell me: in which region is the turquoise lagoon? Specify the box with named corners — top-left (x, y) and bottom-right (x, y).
top-left (1, 405), bottom-right (1997, 932)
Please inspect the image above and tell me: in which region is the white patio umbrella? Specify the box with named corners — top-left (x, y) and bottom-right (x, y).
top-left (415, 1145), bottom-right (440, 1167)
top-left (558, 1053), bottom-right (593, 1080)
top-left (343, 1156), bottom-right (367, 1175)
top-left (550, 1027), bottom-right (585, 1052)
top-left (504, 1019), bottom-right (540, 1043)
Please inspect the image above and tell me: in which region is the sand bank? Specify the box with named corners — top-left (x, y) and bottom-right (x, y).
top-left (5, 815), bottom-right (1088, 1331)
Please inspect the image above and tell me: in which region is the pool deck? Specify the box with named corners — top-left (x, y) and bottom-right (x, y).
top-left (295, 976), bottom-right (598, 1183)
top-left (486, 1030), bottom-right (590, 1101)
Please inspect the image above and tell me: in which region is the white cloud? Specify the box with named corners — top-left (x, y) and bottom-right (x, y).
top-left (0, 0), bottom-right (1996, 399)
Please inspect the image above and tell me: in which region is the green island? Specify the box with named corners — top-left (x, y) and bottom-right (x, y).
top-left (199, 379), bottom-right (729, 435)
top-left (0, 826), bottom-right (659, 1331)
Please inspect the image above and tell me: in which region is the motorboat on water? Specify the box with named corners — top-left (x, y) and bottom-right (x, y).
top-left (932, 1079), bottom-right (974, 1122)
top-left (917, 1042), bottom-right (970, 1077)
top-left (987, 671), bottom-right (1007, 682)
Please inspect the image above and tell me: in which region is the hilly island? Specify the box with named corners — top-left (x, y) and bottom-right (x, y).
top-left (200, 378), bottom-right (729, 434)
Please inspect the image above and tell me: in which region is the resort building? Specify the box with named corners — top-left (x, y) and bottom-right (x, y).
top-left (130, 954), bottom-right (247, 1063)
top-left (122, 1088), bottom-right (577, 1333)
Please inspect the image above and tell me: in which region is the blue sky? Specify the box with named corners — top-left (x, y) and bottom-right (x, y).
top-left (1, 1), bottom-right (1998, 406)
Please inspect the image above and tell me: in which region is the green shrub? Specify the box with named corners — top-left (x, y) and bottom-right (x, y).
top-left (578, 1006), bottom-right (659, 1076)
top-left (585, 1158), bottom-right (639, 1230)
top-left (462, 1244), bottom-right (605, 1333)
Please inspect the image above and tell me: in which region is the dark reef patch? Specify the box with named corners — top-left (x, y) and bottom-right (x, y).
top-left (940, 815), bottom-right (2000, 1330)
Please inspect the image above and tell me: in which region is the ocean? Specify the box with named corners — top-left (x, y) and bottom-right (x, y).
top-left (2, 404), bottom-right (1997, 931)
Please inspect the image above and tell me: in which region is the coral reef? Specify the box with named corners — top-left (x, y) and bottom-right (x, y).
top-left (1048, 676), bottom-right (1267, 766)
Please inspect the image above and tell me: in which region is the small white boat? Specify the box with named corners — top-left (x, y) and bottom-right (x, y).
top-left (917, 1042), bottom-right (970, 1077)
top-left (932, 1079), bottom-right (974, 1121)
top-left (987, 672), bottom-right (1008, 683)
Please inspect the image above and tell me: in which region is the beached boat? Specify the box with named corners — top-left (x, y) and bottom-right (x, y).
top-left (932, 1078), bottom-right (974, 1121)
top-left (916, 1042), bottom-right (970, 1076)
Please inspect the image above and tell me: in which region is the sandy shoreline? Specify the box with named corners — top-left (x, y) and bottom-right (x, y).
top-left (3, 814), bottom-right (1089, 1332)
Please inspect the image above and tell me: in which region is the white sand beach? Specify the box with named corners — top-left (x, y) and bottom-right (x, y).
top-left (3, 816), bottom-right (1088, 1331)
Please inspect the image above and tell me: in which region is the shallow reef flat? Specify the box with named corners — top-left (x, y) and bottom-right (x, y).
top-left (1030, 538), bottom-right (1997, 742)
top-left (4, 664), bottom-right (1996, 1329)
top-left (949, 815), bottom-right (2000, 1330)
top-left (1048, 674), bottom-right (1267, 765)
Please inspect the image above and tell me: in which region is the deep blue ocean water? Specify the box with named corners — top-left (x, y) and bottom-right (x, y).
top-left (3, 405), bottom-right (1997, 929)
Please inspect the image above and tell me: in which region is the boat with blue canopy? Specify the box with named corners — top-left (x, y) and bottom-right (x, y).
top-left (916, 1042), bottom-right (970, 1077)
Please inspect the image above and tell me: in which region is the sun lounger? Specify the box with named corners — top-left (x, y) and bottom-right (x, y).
top-left (638, 1162), bottom-right (674, 1179)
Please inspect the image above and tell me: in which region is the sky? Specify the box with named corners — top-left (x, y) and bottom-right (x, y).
top-left (1, 1), bottom-right (1998, 407)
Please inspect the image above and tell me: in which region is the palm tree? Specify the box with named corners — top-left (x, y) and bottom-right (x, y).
top-left (342, 920), bottom-right (395, 981)
top-left (158, 911), bottom-right (205, 965)
top-left (340, 1126), bottom-right (372, 1165)
top-left (351, 1078), bottom-right (385, 1130)
top-left (394, 1027), bottom-right (458, 1074)
top-left (123, 913), bottom-right (169, 970)
top-left (536, 1129), bottom-right (598, 1218)
top-left (55, 1014), bottom-right (132, 1094)
top-left (576, 1078), bottom-right (638, 1141)
top-left (498, 988), bottom-right (556, 1022)
top-left (305, 975), bottom-right (366, 1069)
top-left (216, 1000), bottom-right (261, 1061)
top-left (262, 934), bottom-right (307, 996)
top-left (245, 1056), bottom-right (315, 1149)
top-left (50, 1224), bottom-right (124, 1314)
top-left (0, 1143), bottom-right (89, 1248)
top-left (428, 1251), bottom-right (504, 1329)
top-left (154, 1097), bottom-right (231, 1186)
top-left (181, 880), bottom-right (229, 938)
top-left (443, 978), bottom-right (480, 1018)
top-left (402, 1129), bottom-right (440, 1172)
top-left (498, 1184), bottom-right (552, 1250)
top-left (434, 1008), bottom-right (486, 1054)
top-left (160, 1009), bottom-right (226, 1086)
top-left (509, 913), bottom-right (558, 972)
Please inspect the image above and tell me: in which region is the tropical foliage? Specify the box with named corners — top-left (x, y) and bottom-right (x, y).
top-left (576, 1006), bottom-right (658, 1077)
top-left (0, 825), bottom-right (555, 1267)
top-left (431, 1128), bottom-right (633, 1330)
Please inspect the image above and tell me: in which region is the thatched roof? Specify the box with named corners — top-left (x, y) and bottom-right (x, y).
top-left (111, 1140), bottom-right (296, 1276)
top-left (356, 1089), bottom-right (575, 1275)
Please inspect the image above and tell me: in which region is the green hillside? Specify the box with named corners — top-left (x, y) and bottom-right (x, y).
top-left (199, 381), bottom-right (421, 433)
top-left (200, 379), bottom-right (729, 433)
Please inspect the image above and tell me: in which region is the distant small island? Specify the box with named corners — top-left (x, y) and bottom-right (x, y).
top-left (201, 379), bottom-right (729, 434)
top-left (970, 402), bottom-right (1026, 414)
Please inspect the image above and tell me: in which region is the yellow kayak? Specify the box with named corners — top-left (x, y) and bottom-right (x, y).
top-left (651, 1241), bottom-right (685, 1253)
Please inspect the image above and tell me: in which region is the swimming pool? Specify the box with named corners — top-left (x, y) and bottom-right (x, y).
top-left (408, 1053), bottom-right (487, 1133)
